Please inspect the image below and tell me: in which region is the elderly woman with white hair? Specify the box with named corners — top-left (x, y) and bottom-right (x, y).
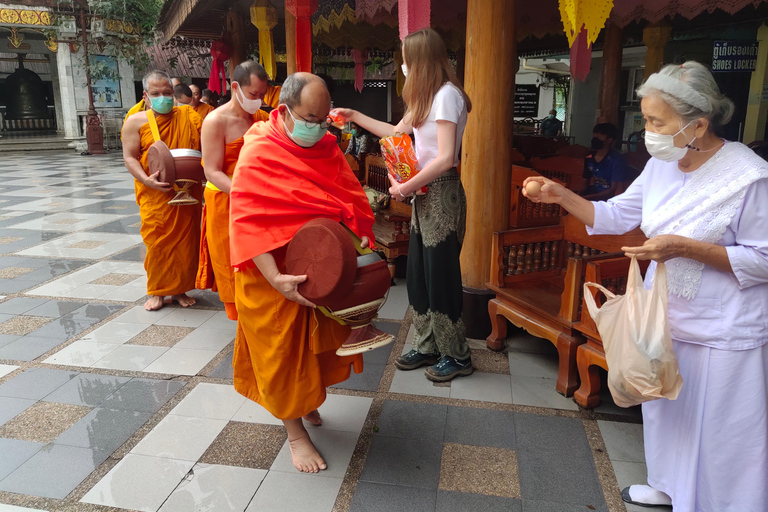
top-left (524, 61), bottom-right (768, 511)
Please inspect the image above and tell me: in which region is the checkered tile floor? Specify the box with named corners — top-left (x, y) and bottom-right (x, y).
top-left (0, 151), bottom-right (660, 512)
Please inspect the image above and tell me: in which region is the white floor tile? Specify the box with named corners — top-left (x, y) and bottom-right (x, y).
top-left (508, 350), bottom-right (560, 379)
top-left (81, 453), bottom-right (194, 512)
top-left (169, 383), bottom-right (246, 420)
top-left (155, 309), bottom-right (217, 328)
top-left (6, 213), bottom-right (127, 232)
top-left (158, 463), bottom-right (266, 512)
top-left (270, 429), bottom-right (359, 479)
top-left (80, 322), bottom-right (149, 344)
top-left (131, 415), bottom-right (227, 462)
top-left (43, 341), bottom-right (120, 367)
top-left (143, 348), bottom-right (220, 376)
top-left (91, 345), bottom-right (168, 371)
top-left (0, 364), bottom-right (19, 379)
top-left (316, 394), bottom-right (373, 434)
top-left (449, 372), bottom-right (513, 404)
top-left (198, 311), bottom-right (237, 330)
top-left (113, 305), bottom-right (174, 324)
top-left (376, 278), bottom-right (409, 320)
top-left (0, 505), bottom-right (50, 512)
top-left (246, 471), bottom-right (342, 512)
top-left (173, 327), bottom-right (234, 352)
top-left (509, 375), bottom-right (579, 411)
top-left (231, 399), bottom-right (283, 425)
top-left (16, 232), bottom-right (142, 260)
top-left (389, 368), bottom-right (451, 398)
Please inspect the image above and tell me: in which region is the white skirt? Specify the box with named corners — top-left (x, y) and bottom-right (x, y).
top-left (642, 340), bottom-right (768, 512)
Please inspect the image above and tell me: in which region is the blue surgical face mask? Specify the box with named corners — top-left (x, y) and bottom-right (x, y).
top-left (285, 107), bottom-right (328, 148)
top-left (149, 95), bottom-right (174, 114)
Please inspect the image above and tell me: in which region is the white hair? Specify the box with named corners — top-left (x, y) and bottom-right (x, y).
top-left (637, 62), bottom-right (735, 130)
top-left (142, 70), bottom-right (173, 92)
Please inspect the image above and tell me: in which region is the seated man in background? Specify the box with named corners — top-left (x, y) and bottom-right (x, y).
top-left (539, 109), bottom-right (562, 137)
top-left (580, 122), bottom-right (629, 201)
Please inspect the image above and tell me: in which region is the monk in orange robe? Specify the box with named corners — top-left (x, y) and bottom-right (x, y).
top-left (230, 73), bottom-right (375, 473)
top-left (264, 83), bottom-right (281, 109)
top-left (196, 61), bottom-right (270, 320)
top-left (124, 99), bottom-right (145, 122)
top-left (189, 84), bottom-right (215, 120)
top-left (122, 70), bottom-right (203, 311)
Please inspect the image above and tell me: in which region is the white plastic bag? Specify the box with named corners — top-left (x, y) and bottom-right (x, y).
top-left (583, 257), bottom-right (683, 408)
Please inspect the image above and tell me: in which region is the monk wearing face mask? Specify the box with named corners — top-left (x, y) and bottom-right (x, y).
top-left (229, 72), bottom-right (375, 474)
top-left (195, 61), bottom-right (270, 320)
top-left (121, 70), bottom-right (203, 311)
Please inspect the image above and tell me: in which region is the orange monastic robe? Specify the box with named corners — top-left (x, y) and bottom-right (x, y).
top-left (136, 106), bottom-right (203, 297)
top-left (124, 99), bottom-right (145, 124)
top-left (230, 110), bottom-right (374, 420)
top-left (196, 111), bottom-right (268, 320)
top-left (194, 102), bottom-right (215, 120)
top-left (264, 84), bottom-right (281, 109)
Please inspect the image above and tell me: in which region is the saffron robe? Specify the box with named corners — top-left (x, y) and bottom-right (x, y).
top-left (230, 110), bottom-right (375, 420)
top-left (194, 102), bottom-right (215, 120)
top-left (196, 111), bottom-right (269, 320)
top-left (124, 99), bottom-right (145, 124)
top-left (135, 106), bottom-right (203, 296)
top-left (264, 85), bottom-right (281, 109)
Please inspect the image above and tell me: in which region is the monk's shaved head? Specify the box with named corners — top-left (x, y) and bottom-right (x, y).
top-left (279, 73), bottom-right (328, 110)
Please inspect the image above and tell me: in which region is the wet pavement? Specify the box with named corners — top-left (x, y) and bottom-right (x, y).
top-left (0, 151), bottom-right (665, 512)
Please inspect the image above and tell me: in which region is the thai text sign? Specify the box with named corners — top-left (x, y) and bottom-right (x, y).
top-left (712, 41), bottom-right (758, 73)
top-left (514, 84), bottom-right (540, 117)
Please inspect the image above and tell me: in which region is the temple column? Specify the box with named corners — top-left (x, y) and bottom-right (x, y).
top-left (643, 24), bottom-right (671, 75)
top-left (596, 22), bottom-right (622, 125)
top-left (55, 43), bottom-right (80, 139)
top-left (285, 8), bottom-right (297, 75)
top-left (227, 8), bottom-right (246, 76)
top-left (286, 0), bottom-right (318, 73)
top-left (743, 25), bottom-right (768, 144)
top-left (460, 0), bottom-right (516, 338)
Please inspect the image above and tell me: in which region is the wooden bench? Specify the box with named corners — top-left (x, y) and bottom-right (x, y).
top-left (573, 257), bottom-right (649, 408)
top-left (486, 214), bottom-right (647, 395)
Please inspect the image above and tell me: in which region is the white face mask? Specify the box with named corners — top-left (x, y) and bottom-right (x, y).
top-left (401, 64), bottom-right (408, 77)
top-left (644, 120), bottom-right (696, 162)
top-left (233, 82), bottom-right (262, 114)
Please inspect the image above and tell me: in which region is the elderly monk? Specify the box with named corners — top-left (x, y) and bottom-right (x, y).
top-left (189, 84), bottom-right (215, 120)
top-left (122, 70), bottom-right (203, 311)
top-left (196, 61), bottom-right (270, 320)
top-left (230, 73), bottom-right (375, 473)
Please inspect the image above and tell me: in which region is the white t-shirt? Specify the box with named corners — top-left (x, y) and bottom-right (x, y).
top-left (412, 83), bottom-right (467, 169)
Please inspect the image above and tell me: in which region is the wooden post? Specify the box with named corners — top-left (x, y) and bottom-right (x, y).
top-left (597, 22), bottom-right (622, 126)
top-left (285, 8), bottom-right (297, 75)
top-left (743, 25), bottom-right (768, 144)
top-left (643, 24), bottom-right (671, 75)
top-left (460, 0), bottom-right (516, 338)
top-left (227, 9), bottom-right (246, 77)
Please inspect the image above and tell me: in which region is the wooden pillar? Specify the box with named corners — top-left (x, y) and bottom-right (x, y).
top-left (597, 22), bottom-right (622, 126)
top-left (643, 24), bottom-right (671, 76)
top-left (460, 0), bottom-right (515, 337)
top-left (285, 8), bottom-right (297, 75)
top-left (743, 25), bottom-right (768, 144)
top-left (226, 9), bottom-right (246, 77)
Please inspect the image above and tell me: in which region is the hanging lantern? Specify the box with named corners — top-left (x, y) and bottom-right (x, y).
top-left (398, 0), bottom-right (431, 41)
top-left (286, 0), bottom-right (319, 73)
top-left (558, 0), bottom-right (613, 81)
top-left (251, 0), bottom-right (278, 80)
top-left (351, 49), bottom-right (368, 93)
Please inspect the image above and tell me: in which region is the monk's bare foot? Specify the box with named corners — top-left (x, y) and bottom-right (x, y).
top-left (302, 410), bottom-right (322, 426)
top-left (171, 294), bottom-right (196, 307)
top-left (288, 433), bottom-right (327, 473)
top-left (144, 295), bottom-right (164, 311)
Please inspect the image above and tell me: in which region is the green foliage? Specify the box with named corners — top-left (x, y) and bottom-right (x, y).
top-left (90, 0), bottom-right (163, 72)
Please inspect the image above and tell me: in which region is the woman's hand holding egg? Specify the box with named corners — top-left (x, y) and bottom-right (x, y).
top-left (521, 176), bottom-right (564, 204)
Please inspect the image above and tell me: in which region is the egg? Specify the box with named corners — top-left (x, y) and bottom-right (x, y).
top-left (525, 181), bottom-right (542, 197)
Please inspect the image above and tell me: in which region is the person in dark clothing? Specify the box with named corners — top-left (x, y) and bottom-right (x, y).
top-left (539, 109), bottom-right (562, 137)
top-left (580, 122), bottom-right (629, 201)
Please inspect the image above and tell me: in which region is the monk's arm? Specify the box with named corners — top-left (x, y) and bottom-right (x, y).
top-left (252, 253), bottom-right (316, 308)
top-left (121, 116), bottom-right (172, 191)
top-left (201, 115), bottom-right (231, 194)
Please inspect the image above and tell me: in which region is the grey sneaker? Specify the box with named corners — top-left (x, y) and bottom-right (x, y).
top-left (395, 349), bottom-right (440, 370)
top-left (425, 355), bottom-right (474, 382)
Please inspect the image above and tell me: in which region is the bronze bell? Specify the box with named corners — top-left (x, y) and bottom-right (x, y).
top-left (5, 54), bottom-right (51, 121)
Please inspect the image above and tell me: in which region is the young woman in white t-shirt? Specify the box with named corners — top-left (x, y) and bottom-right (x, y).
top-left (332, 28), bottom-right (473, 382)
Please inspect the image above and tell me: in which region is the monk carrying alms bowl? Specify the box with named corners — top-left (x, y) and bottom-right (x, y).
top-left (147, 141), bottom-right (205, 206)
top-left (285, 218), bottom-right (394, 356)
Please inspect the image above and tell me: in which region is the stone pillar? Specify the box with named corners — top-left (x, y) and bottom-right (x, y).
top-left (743, 25), bottom-right (768, 144)
top-left (460, 0), bottom-right (516, 338)
top-left (597, 22), bottom-right (622, 126)
top-left (285, 8), bottom-right (297, 75)
top-left (118, 56), bottom-right (136, 115)
top-left (48, 53), bottom-right (65, 134)
top-left (56, 43), bottom-right (80, 139)
top-left (643, 24), bottom-right (671, 75)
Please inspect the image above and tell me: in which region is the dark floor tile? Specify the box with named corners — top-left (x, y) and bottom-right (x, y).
top-left (0, 396), bottom-right (36, 427)
top-left (99, 378), bottom-right (185, 413)
top-left (514, 413), bottom-right (607, 510)
top-left (0, 336), bottom-right (64, 361)
top-left (0, 438), bottom-right (44, 481)
top-left (86, 216), bottom-right (141, 235)
top-left (359, 436), bottom-right (442, 489)
top-left (0, 443), bottom-right (105, 499)
top-left (0, 279), bottom-right (40, 294)
top-left (65, 201), bottom-right (139, 215)
top-left (437, 490), bottom-right (522, 512)
top-left (106, 245), bottom-right (146, 262)
top-left (361, 339), bottom-right (396, 365)
top-left (54, 407), bottom-right (152, 453)
top-left (373, 320), bottom-right (401, 337)
top-left (332, 362), bottom-right (385, 392)
top-left (0, 297), bottom-right (49, 315)
top-left (374, 400), bottom-right (447, 440)
top-left (43, 373), bottom-right (131, 406)
top-left (444, 406), bottom-right (516, 450)
top-left (522, 499), bottom-right (607, 512)
top-left (25, 300), bottom-right (88, 318)
top-left (349, 482), bottom-right (436, 512)
top-left (208, 351), bottom-right (234, 379)
top-left (0, 368), bottom-right (79, 400)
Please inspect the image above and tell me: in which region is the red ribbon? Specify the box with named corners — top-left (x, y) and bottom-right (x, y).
top-left (352, 49), bottom-right (368, 93)
top-left (209, 40), bottom-right (232, 94)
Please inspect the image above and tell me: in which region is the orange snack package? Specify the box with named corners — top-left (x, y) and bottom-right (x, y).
top-left (328, 110), bottom-right (345, 129)
top-left (379, 133), bottom-right (428, 193)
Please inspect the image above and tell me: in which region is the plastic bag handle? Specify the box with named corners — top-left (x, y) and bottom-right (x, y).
top-left (583, 281), bottom-right (616, 319)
